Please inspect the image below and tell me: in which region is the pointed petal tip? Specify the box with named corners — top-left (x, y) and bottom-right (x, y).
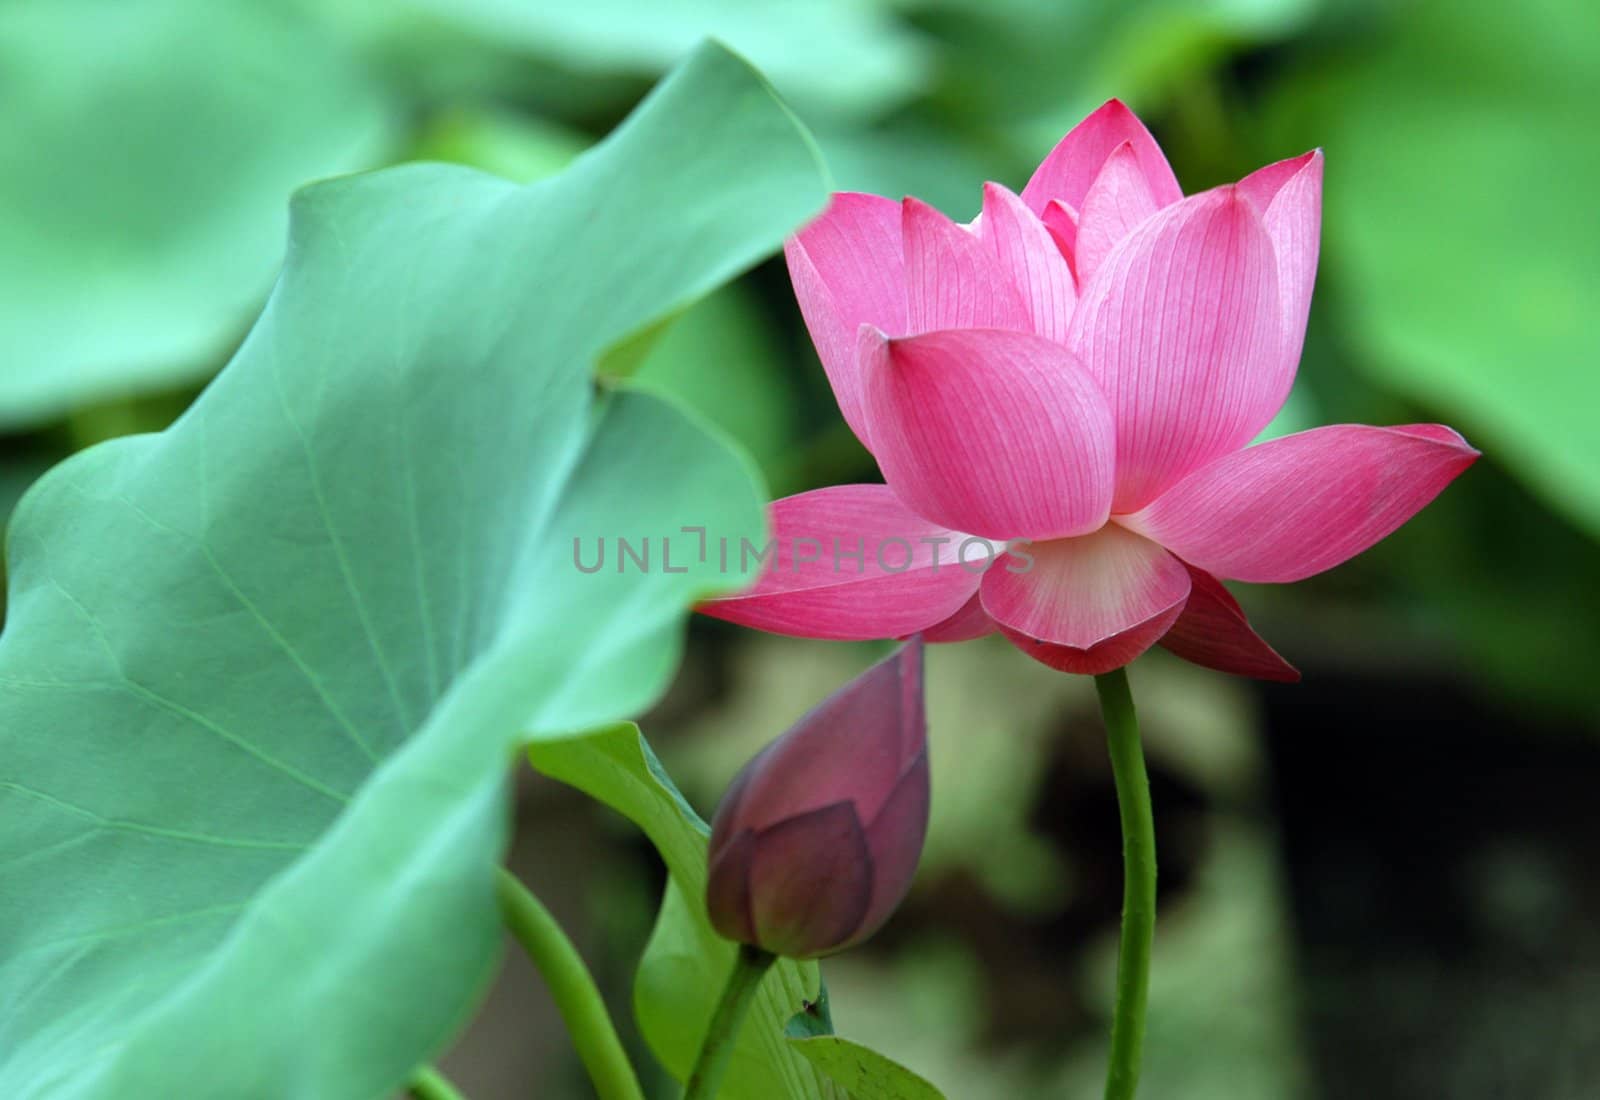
top-left (858, 321), bottom-right (890, 347)
top-left (1128, 423), bottom-right (1480, 584)
top-left (1157, 565), bottom-right (1302, 682)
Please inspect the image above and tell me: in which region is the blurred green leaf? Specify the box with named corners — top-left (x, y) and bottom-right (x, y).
top-left (0, 0), bottom-right (394, 428)
top-left (813, 121), bottom-right (999, 221)
top-left (1268, 0), bottom-right (1600, 537)
top-left (0, 43), bottom-right (821, 1097)
top-left (411, 108), bottom-right (589, 184)
top-left (633, 284), bottom-right (799, 494)
top-left (529, 724), bottom-right (842, 1100)
top-left (909, 0), bottom-right (1316, 164)
top-left (408, 0), bottom-right (931, 122)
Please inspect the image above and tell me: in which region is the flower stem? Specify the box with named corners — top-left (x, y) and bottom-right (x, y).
top-left (682, 944), bottom-right (777, 1100)
top-left (495, 868), bottom-right (645, 1100)
top-left (408, 1065), bottom-right (467, 1100)
top-left (1095, 667), bottom-right (1156, 1100)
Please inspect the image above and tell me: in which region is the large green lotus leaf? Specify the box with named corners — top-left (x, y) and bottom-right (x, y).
top-left (0, 0), bottom-right (394, 430)
top-left (1267, 0), bottom-right (1600, 536)
top-left (0, 43), bottom-right (825, 1098)
top-left (530, 724), bottom-right (843, 1099)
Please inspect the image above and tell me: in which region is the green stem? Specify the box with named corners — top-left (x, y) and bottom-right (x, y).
top-left (1096, 667), bottom-right (1156, 1100)
top-left (408, 1065), bottom-right (467, 1100)
top-left (496, 868), bottom-right (646, 1100)
top-left (682, 944), bottom-right (777, 1100)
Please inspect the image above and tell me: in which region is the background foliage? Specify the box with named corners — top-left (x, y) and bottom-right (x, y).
top-left (2, 1), bottom-right (1596, 1098)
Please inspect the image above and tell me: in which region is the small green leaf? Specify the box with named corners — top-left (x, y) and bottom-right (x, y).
top-left (787, 1035), bottom-right (947, 1100)
top-left (783, 987), bottom-right (947, 1099)
top-left (0, 42), bottom-right (825, 1098)
top-left (529, 724), bottom-right (845, 1099)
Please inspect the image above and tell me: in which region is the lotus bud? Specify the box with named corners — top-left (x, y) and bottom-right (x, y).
top-left (705, 638), bottom-right (929, 959)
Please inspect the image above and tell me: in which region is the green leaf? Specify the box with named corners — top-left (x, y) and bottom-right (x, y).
top-left (0, 0), bottom-right (395, 429)
top-left (1267, 0), bottom-right (1600, 536)
top-left (529, 724), bottom-right (844, 1099)
top-left (407, 0), bottom-right (931, 122)
top-left (632, 284), bottom-right (800, 495)
top-left (0, 42), bottom-right (825, 1099)
top-left (783, 988), bottom-right (946, 1100)
top-left (787, 1036), bottom-right (948, 1100)
top-left (410, 108), bottom-right (590, 185)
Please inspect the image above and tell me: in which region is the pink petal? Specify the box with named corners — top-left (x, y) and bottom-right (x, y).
top-left (785, 192), bottom-right (907, 449)
top-left (1042, 200), bottom-right (1080, 275)
top-left (730, 638), bottom-right (926, 829)
top-left (698, 485), bottom-right (986, 639)
top-left (1020, 99), bottom-right (1183, 217)
top-left (1237, 150), bottom-right (1315, 210)
top-left (854, 750), bottom-right (930, 945)
top-left (976, 183), bottom-right (1077, 342)
top-left (1122, 424), bottom-right (1480, 583)
top-left (980, 525), bottom-right (1191, 675)
top-left (902, 197), bottom-right (1031, 333)
top-left (1068, 187), bottom-right (1282, 512)
top-left (704, 827), bottom-right (758, 944)
top-left (748, 801), bottom-right (873, 959)
top-left (1158, 564), bottom-right (1300, 682)
top-left (1074, 142), bottom-right (1161, 286)
top-left (861, 327), bottom-right (1115, 541)
top-left (920, 592), bottom-right (997, 642)
top-left (1242, 151), bottom-right (1323, 411)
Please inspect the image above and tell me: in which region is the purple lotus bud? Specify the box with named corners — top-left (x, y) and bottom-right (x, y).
top-left (705, 638), bottom-right (929, 959)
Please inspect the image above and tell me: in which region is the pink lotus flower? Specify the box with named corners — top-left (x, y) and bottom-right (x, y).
top-left (706, 639), bottom-right (927, 958)
top-left (703, 101), bottom-right (1478, 679)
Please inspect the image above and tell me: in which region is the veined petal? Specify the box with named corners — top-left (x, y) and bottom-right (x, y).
top-left (1068, 187), bottom-right (1282, 512)
top-left (977, 183), bottom-right (1077, 342)
top-left (861, 327), bottom-right (1115, 541)
top-left (1042, 200), bottom-right (1080, 272)
top-left (1074, 141), bottom-right (1161, 286)
top-left (1240, 150), bottom-right (1323, 414)
top-left (1122, 424), bottom-right (1480, 583)
top-left (854, 750), bottom-right (929, 944)
top-left (902, 197), bottom-right (1030, 332)
top-left (748, 801), bottom-right (873, 959)
top-left (699, 485), bottom-right (987, 639)
top-left (786, 192), bottom-right (907, 449)
top-left (1158, 564), bottom-right (1300, 682)
top-left (1021, 99), bottom-right (1182, 217)
top-left (920, 592), bottom-right (997, 642)
top-left (1237, 149), bottom-right (1317, 210)
top-left (981, 525), bottom-right (1190, 675)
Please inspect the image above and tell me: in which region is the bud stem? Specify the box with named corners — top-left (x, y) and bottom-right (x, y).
top-left (495, 868), bottom-right (645, 1100)
top-left (1096, 667), bottom-right (1156, 1100)
top-left (407, 1066), bottom-right (467, 1100)
top-left (682, 944), bottom-right (777, 1100)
